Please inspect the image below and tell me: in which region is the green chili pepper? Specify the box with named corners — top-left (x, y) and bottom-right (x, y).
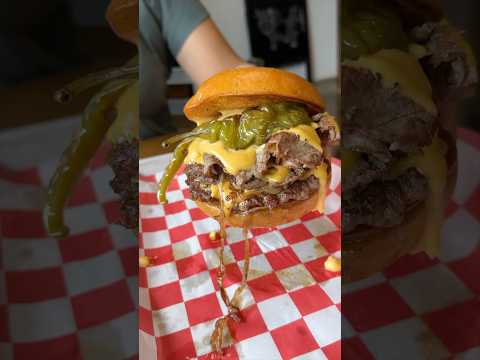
top-left (54, 56), bottom-right (138, 104)
top-left (341, 0), bottom-right (409, 60)
top-left (44, 79), bottom-right (134, 238)
top-left (157, 140), bottom-right (191, 204)
top-left (162, 102), bottom-right (312, 150)
top-left (158, 102), bottom-right (314, 203)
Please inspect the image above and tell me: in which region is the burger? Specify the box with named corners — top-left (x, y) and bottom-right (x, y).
top-left (341, 0), bottom-right (477, 282)
top-left (158, 67), bottom-right (339, 228)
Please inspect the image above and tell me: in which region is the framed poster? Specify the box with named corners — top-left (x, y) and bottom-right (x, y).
top-left (245, 0), bottom-right (311, 77)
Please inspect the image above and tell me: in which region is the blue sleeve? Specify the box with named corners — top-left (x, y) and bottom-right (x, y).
top-left (140, 0), bottom-right (209, 57)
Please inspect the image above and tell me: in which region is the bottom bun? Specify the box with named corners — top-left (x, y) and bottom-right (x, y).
top-left (343, 130), bottom-right (458, 284)
top-left (342, 204), bottom-right (427, 283)
top-left (195, 191), bottom-right (320, 228)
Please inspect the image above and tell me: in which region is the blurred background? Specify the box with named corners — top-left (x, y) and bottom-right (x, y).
top-left (1, 0), bottom-right (136, 129)
top-left (0, 0), bottom-right (340, 159)
top-left (441, 0), bottom-right (480, 131)
top-left (0, 0), bottom-right (136, 169)
top-left (1, 0), bottom-right (479, 139)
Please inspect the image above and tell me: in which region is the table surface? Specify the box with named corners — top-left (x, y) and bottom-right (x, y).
top-left (138, 154), bottom-right (342, 360)
top-left (0, 26), bottom-right (135, 131)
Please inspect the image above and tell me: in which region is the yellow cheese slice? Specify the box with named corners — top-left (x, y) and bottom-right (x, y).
top-left (344, 49), bottom-right (437, 115)
top-left (185, 139), bottom-right (257, 175)
top-left (264, 166), bottom-right (290, 183)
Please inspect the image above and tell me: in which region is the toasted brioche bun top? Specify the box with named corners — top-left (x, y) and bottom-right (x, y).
top-left (106, 0), bottom-right (139, 45)
top-left (184, 67), bottom-right (326, 124)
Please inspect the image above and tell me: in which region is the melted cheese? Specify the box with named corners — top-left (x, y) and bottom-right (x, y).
top-left (390, 135), bottom-right (447, 256)
top-left (210, 181), bottom-right (235, 216)
top-left (344, 49), bottom-right (437, 115)
top-left (313, 163), bottom-right (328, 181)
top-left (313, 163), bottom-right (329, 214)
top-left (408, 43), bottom-right (428, 59)
top-left (284, 124), bottom-right (323, 152)
top-left (210, 184), bottom-right (220, 199)
top-left (186, 123), bottom-right (323, 177)
top-left (264, 166), bottom-right (289, 183)
top-left (185, 138), bottom-right (257, 175)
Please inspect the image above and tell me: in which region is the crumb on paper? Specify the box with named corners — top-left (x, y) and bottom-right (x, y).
top-left (209, 231), bottom-right (218, 241)
top-left (324, 255), bottom-right (341, 272)
top-left (139, 256), bottom-right (150, 268)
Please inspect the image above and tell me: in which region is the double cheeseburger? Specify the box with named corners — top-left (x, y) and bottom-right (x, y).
top-left (158, 67), bottom-right (338, 227)
top-left (342, 0), bottom-right (477, 282)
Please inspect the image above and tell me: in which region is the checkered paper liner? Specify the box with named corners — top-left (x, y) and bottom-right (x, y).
top-left (0, 144), bottom-right (138, 360)
top-left (139, 157), bottom-right (342, 360)
top-left (2, 126), bottom-right (474, 360)
top-left (342, 128), bottom-right (480, 359)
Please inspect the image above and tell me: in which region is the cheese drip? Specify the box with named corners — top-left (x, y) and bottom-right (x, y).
top-left (313, 163), bottom-right (329, 214)
top-left (210, 174), bottom-right (250, 353)
top-left (390, 135), bottom-right (448, 256)
top-left (210, 182), bottom-right (235, 217)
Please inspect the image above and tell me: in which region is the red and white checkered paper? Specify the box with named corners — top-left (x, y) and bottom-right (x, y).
top-left (342, 128), bottom-right (480, 359)
top-left (0, 143), bottom-right (138, 360)
top-left (139, 157), bottom-right (342, 360)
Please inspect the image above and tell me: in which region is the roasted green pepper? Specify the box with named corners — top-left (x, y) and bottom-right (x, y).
top-left (157, 140), bottom-right (191, 204)
top-left (54, 57), bottom-right (138, 103)
top-left (163, 103), bottom-right (312, 149)
top-left (342, 0), bottom-right (409, 60)
top-left (45, 57), bottom-right (139, 238)
top-left (44, 78), bottom-right (135, 238)
top-left (157, 102), bottom-right (314, 203)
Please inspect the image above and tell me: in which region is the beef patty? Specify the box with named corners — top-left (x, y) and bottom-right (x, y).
top-left (343, 168), bottom-right (429, 233)
top-left (185, 131), bottom-right (325, 214)
top-left (108, 139), bottom-right (139, 229)
top-left (341, 65), bottom-right (434, 233)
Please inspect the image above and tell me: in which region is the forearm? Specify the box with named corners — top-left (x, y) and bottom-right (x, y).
top-left (176, 18), bottom-right (250, 85)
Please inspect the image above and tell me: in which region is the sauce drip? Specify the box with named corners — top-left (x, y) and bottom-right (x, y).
top-left (211, 176), bottom-right (251, 355)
